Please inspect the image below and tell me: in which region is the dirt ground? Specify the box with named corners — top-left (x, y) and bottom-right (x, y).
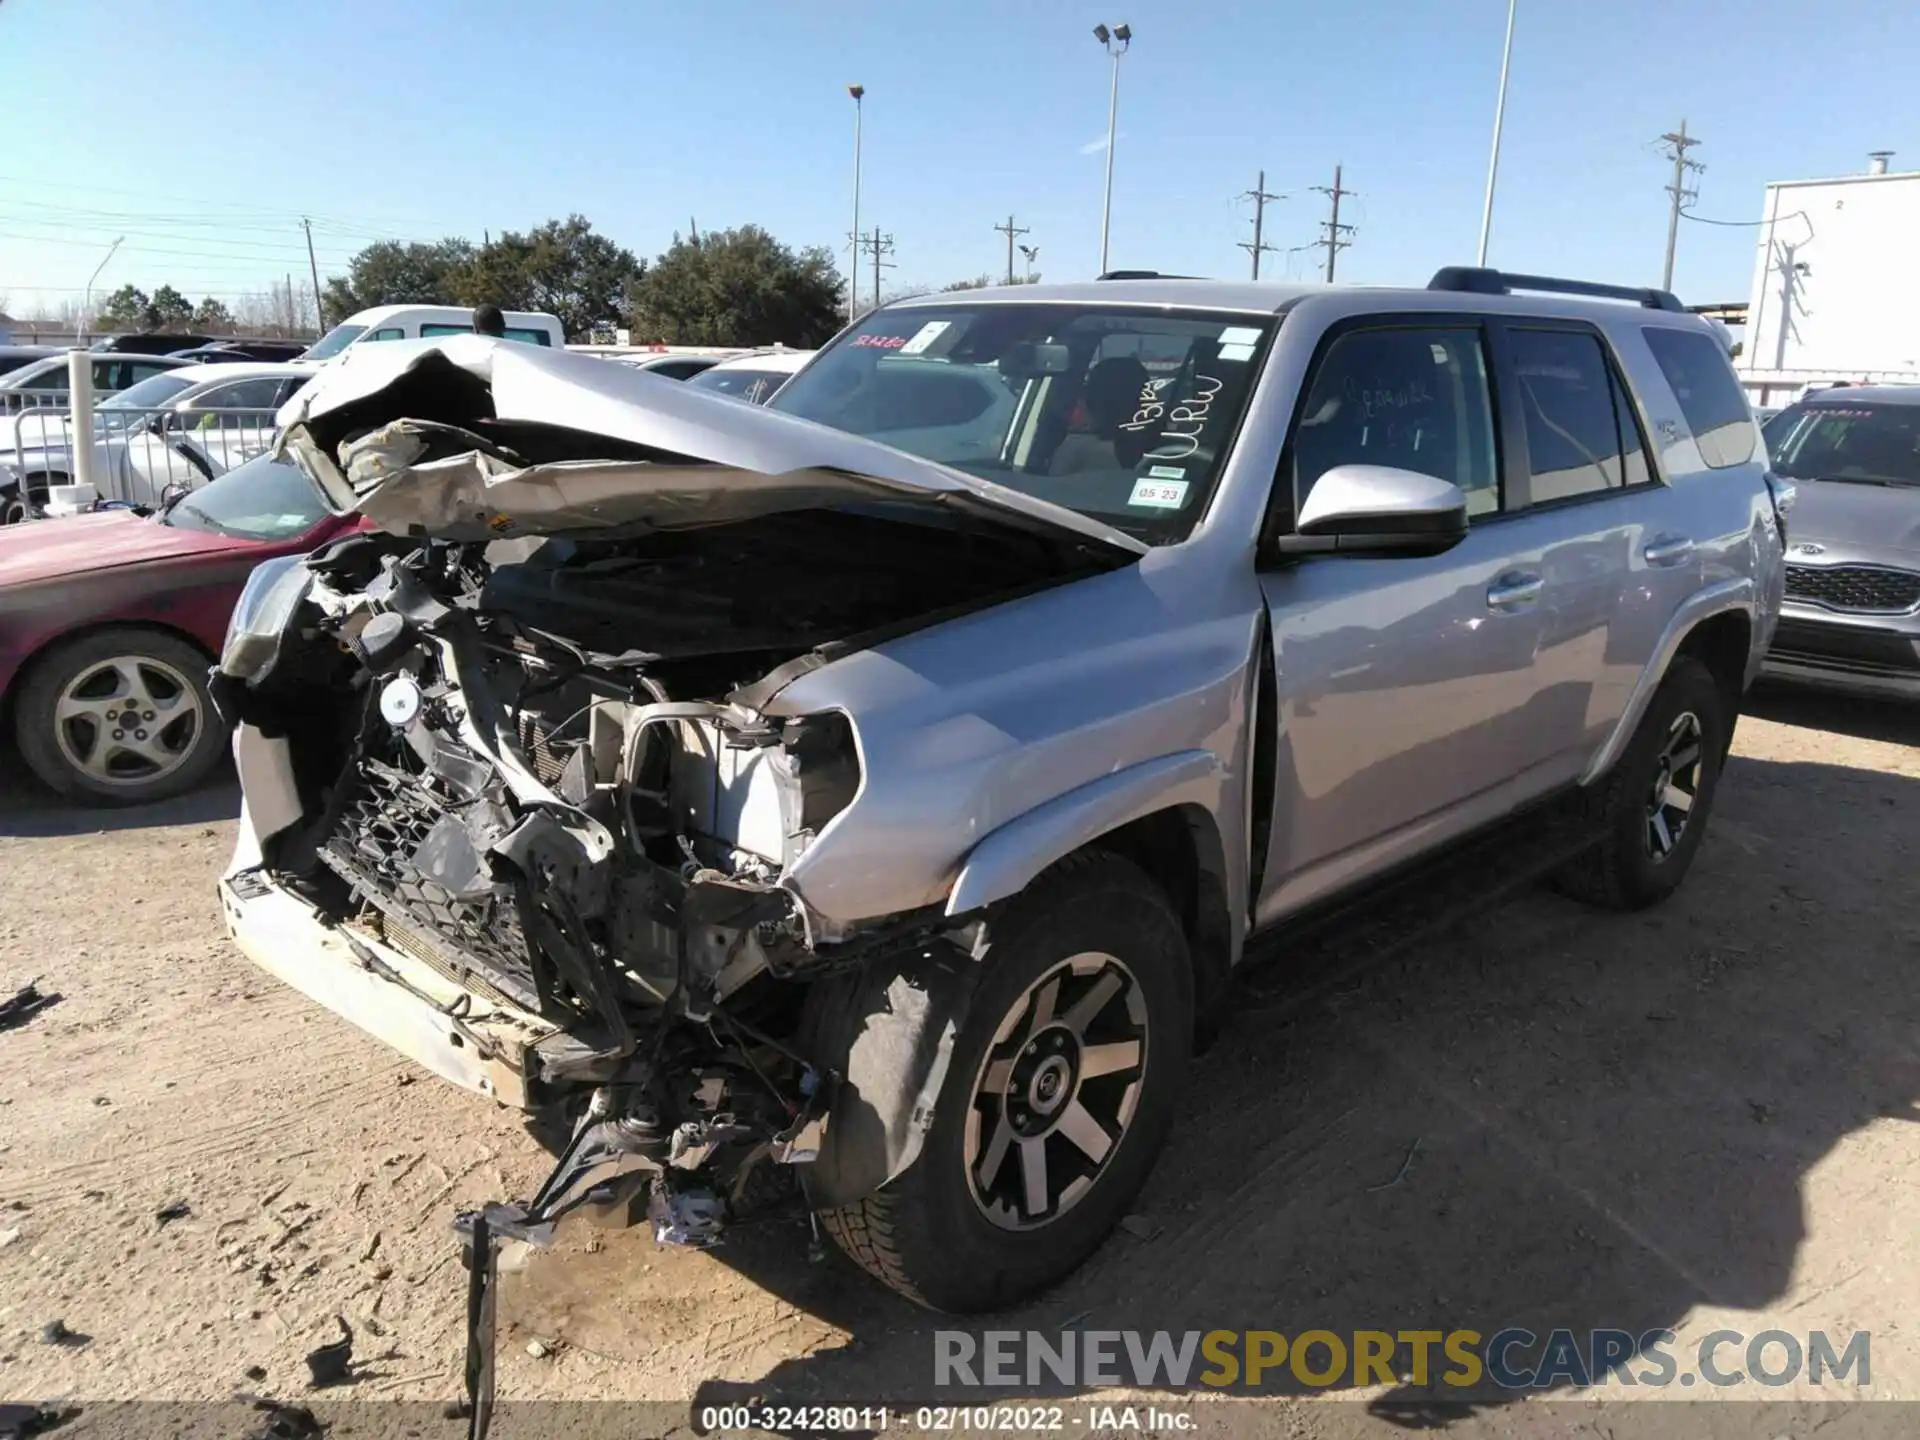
top-left (0, 682), bottom-right (1916, 1435)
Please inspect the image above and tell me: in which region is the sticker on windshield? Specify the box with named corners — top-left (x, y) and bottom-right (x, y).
top-left (1128, 477), bottom-right (1189, 509)
top-left (1219, 326), bottom-right (1263, 346)
top-left (1217, 343), bottom-right (1256, 362)
top-left (1147, 464), bottom-right (1186, 480)
top-left (898, 320), bottom-right (952, 356)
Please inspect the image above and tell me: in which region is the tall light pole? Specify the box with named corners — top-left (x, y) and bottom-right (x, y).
top-left (848, 84), bottom-right (865, 324)
top-left (1093, 22), bottom-right (1131, 275)
top-left (79, 236), bottom-right (125, 345)
top-left (1475, 0), bottom-right (1517, 266)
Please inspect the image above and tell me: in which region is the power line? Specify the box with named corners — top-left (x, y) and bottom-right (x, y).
top-left (856, 226), bottom-right (895, 310)
top-left (1236, 170), bottom-right (1284, 280)
top-left (1310, 164), bottom-right (1356, 282)
top-left (992, 214), bottom-right (1030, 286)
top-left (1657, 119), bottom-right (1705, 291)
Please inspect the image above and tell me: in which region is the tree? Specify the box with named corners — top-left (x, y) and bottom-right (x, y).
top-left (193, 297), bottom-right (236, 332)
top-left (628, 226), bottom-right (844, 347)
top-left (451, 215), bottom-right (641, 340)
top-left (320, 238), bottom-right (476, 321)
top-left (146, 285), bottom-right (194, 332)
top-left (93, 285), bottom-right (149, 332)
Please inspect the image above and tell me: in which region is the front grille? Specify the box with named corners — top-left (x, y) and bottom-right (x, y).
top-left (1784, 563), bottom-right (1920, 614)
top-left (317, 757), bottom-right (544, 1012)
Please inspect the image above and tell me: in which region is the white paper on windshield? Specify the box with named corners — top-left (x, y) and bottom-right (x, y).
top-left (1217, 343), bottom-right (1256, 362)
top-left (1218, 327), bottom-right (1263, 346)
top-left (899, 321), bottom-right (952, 356)
top-left (1129, 477), bottom-right (1189, 509)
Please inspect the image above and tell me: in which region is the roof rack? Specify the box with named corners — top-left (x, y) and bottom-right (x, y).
top-left (1094, 269), bottom-right (1203, 281)
top-left (1427, 266), bottom-right (1684, 313)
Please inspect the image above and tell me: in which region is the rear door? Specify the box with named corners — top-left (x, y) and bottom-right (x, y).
top-left (1495, 322), bottom-right (1702, 770)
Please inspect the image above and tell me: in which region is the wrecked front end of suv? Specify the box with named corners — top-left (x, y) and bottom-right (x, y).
top-left (211, 338), bottom-right (1155, 1423)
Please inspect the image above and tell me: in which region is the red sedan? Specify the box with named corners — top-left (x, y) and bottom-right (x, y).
top-left (0, 453), bottom-right (357, 806)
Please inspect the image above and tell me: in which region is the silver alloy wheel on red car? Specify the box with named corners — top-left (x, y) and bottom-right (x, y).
top-left (51, 653), bottom-right (205, 788)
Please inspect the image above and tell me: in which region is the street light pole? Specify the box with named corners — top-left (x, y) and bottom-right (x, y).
top-left (80, 236), bottom-right (124, 345)
top-left (1093, 22), bottom-right (1131, 275)
top-left (1476, 0), bottom-right (1517, 267)
top-left (848, 84), bottom-right (865, 324)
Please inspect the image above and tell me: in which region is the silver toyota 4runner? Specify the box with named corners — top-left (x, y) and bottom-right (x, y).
top-left (214, 267), bottom-right (1786, 1352)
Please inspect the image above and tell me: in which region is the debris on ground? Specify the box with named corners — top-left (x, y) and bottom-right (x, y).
top-left (1365, 1137), bottom-right (1423, 1192)
top-left (0, 1402), bottom-right (80, 1438)
top-left (525, 1338), bottom-right (552, 1360)
top-left (1118, 1214), bottom-right (1158, 1241)
top-left (0, 983), bottom-right (60, 1033)
top-left (37, 1320), bottom-right (88, 1348)
top-left (245, 1400), bottom-right (325, 1440)
top-left (154, 1201), bottom-right (192, 1227)
top-left (302, 1315), bottom-right (354, 1388)
top-left (0, 1227), bottom-right (20, 1249)
top-left (243, 1364), bottom-right (268, 1382)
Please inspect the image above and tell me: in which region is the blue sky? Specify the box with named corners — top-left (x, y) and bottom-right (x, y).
top-left (1, 0), bottom-right (1914, 320)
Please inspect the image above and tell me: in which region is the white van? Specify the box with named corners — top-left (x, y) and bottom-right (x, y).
top-left (300, 305), bottom-right (566, 362)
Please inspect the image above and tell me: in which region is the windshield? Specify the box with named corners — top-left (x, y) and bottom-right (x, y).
top-left (688, 365), bottom-right (793, 404)
top-left (1766, 401), bottom-right (1920, 486)
top-left (301, 323), bottom-right (367, 362)
top-left (768, 303), bottom-right (1275, 544)
top-left (163, 453), bottom-right (330, 540)
top-left (100, 373), bottom-right (195, 415)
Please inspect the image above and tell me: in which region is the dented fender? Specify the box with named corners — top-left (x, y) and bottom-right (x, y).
top-left (799, 939), bottom-right (981, 1209)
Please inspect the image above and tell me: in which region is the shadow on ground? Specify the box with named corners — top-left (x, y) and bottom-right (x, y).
top-left (1746, 679), bottom-right (1920, 746)
top-left (0, 734), bottom-right (238, 838)
top-left (502, 735), bottom-right (1920, 1418)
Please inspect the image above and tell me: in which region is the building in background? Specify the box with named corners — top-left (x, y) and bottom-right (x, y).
top-left (1738, 152), bottom-right (1920, 405)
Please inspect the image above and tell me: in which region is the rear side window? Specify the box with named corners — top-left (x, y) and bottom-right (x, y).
top-left (1643, 326), bottom-right (1755, 468)
top-left (1509, 329), bottom-right (1650, 504)
top-left (420, 322), bottom-right (553, 346)
top-left (1287, 326), bottom-right (1501, 517)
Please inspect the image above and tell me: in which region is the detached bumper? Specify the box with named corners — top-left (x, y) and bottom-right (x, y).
top-left (1761, 614), bottom-right (1920, 702)
top-left (218, 872), bottom-right (558, 1108)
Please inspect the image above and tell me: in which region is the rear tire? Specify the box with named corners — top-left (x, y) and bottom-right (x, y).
top-left (819, 850), bottom-right (1193, 1312)
top-left (1552, 655), bottom-right (1727, 911)
top-left (15, 628), bottom-right (226, 806)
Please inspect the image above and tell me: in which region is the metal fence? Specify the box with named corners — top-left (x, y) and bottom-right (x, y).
top-left (7, 404), bottom-right (281, 518)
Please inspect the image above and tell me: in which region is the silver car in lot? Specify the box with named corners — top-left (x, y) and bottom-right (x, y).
top-left (213, 268), bottom-right (1784, 1347)
top-left (1759, 386), bottom-right (1920, 698)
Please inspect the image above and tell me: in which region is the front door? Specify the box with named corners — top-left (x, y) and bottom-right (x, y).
top-left (1254, 319), bottom-right (1557, 923)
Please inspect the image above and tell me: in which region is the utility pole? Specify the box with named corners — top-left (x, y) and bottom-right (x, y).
top-left (301, 217), bottom-right (324, 331)
top-left (1237, 169), bottom-right (1284, 280)
top-left (1311, 164), bottom-right (1356, 282)
top-left (1657, 119), bottom-right (1705, 292)
top-left (993, 215), bottom-right (1031, 286)
top-left (857, 227), bottom-right (895, 312)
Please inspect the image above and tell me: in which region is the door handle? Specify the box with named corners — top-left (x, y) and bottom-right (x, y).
top-left (1486, 571), bottom-right (1544, 610)
top-left (1643, 534), bottom-right (1695, 567)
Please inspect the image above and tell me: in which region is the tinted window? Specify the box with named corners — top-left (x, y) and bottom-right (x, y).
top-left (1510, 329), bottom-right (1648, 504)
top-left (368, 327), bottom-right (406, 341)
top-left (688, 366), bottom-right (794, 404)
top-left (125, 361), bottom-right (177, 385)
top-left (1643, 326), bottom-right (1755, 468)
top-left (181, 377), bottom-right (286, 429)
top-left (1766, 402), bottom-right (1920, 487)
top-left (419, 322), bottom-right (553, 346)
top-left (771, 304), bottom-right (1274, 546)
top-left (303, 323), bottom-right (366, 360)
top-left (1287, 326), bottom-right (1500, 518)
top-left (0, 354), bottom-right (46, 377)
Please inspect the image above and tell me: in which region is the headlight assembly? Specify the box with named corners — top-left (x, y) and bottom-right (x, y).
top-left (220, 554), bottom-right (313, 684)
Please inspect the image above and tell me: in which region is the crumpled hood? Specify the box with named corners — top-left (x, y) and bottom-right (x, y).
top-left (1786, 477), bottom-right (1920, 560)
top-left (273, 336), bottom-right (1147, 557)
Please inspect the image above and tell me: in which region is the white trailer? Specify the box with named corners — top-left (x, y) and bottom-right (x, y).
top-left (1737, 153), bottom-right (1920, 405)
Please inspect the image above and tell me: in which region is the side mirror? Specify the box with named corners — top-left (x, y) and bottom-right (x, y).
top-left (159, 481), bottom-right (191, 514)
top-left (1278, 463), bottom-right (1469, 558)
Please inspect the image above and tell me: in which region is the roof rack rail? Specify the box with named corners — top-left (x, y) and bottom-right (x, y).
top-left (1095, 269), bottom-right (1203, 281)
top-left (1427, 265), bottom-right (1684, 313)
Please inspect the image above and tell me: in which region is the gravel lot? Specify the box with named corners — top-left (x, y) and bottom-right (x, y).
top-left (0, 683), bottom-right (1915, 1433)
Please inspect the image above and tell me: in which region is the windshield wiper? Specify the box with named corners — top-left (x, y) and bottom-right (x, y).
top-left (170, 502), bottom-right (245, 537)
